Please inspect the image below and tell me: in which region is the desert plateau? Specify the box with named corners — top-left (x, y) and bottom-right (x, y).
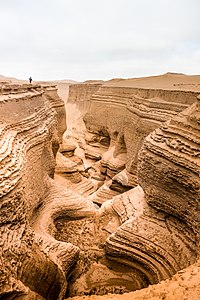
top-left (0, 72), bottom-right (200, 300)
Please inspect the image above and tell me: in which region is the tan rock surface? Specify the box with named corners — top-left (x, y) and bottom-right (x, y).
top-left (68, 258), bottom-right (200, 300)
top-left (1, 73), bottom-right (200, 300)
top-left (138, 95), bottom-right (200, 234)
top-left (0, 82), bottom-right (88, 299)
top-left (62, 74), bottom-right (200, 299)
top-left (68, 73), bottom-right (198, 189)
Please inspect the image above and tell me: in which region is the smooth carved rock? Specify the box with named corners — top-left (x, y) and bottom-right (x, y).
top-left (55, 172), bottom-right (96, 197)
top-left (105, 207), bottom-right (197, 284)
top-left (88, 182), bottom-right (119, 205)
top-left (0, 83), bottom-right (84, 299)
top-left (67, 258), bottom-right (200, 300)
top-left (112, 169), bottom-right (137, 189)
top-left (102, 186), bottom-right (194, 284)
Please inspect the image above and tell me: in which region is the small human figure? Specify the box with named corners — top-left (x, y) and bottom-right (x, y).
top-left (29, 77), bottom-right (32, 84)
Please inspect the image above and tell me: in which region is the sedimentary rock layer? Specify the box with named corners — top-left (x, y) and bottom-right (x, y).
top-left (67, 257), bottom-right (200, 300)
top-left (68, 79), bottom-right (197, 186)
top-left (138, 96), bottom-right (200, 235)
top-left (1, 74), bottom-right (200, 300)
top-left (65, 76), bottom-right (200, 299)
top-left (0, 83), bottom-right (90, 299)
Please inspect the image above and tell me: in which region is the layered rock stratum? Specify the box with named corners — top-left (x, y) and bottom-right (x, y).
top-left (0, 73), bottom-right (200, 300)
top-left (0, 82), bottom-right (95, 299)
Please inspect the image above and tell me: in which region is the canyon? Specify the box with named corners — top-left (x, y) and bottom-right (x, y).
top-left (0, 73), bottom-right (199, 300)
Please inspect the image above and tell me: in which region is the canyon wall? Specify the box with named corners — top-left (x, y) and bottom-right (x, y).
top-left (68, 81), bottom-right (198, 187)
top-left (0, 83), bottom-right (97, 299)
top-left (65, 77), bottom-right (199, 298)
top-left (0, 74), bottom-right (199, 300)
top-left (138, 96), bottom-right (200, 234)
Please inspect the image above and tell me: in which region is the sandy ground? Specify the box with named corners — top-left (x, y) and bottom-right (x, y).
top-left (1, 72), bottom-right (200, 92)
top-left (105, 72), bottom-right (200, 92)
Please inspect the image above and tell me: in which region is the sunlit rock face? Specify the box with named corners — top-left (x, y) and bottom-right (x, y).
top-left (138, 96), bottom-right (200, 235)
top-left (68, 80), bottom-right (197, 189)
top-left (1, 74), bottom-right (200, 300)
top-left (62, 76), bottom-right (200, 299)
top-left (0, 83), bottom-right (97, 299)
top-left (105, 98), bottom-right (200, 288)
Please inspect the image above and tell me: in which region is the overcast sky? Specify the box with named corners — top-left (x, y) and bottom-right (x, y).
top-left (0, 0), bottom-right (199, 81)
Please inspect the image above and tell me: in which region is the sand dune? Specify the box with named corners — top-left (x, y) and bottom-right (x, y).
top-left (105, 72), bottom-right (200, 92)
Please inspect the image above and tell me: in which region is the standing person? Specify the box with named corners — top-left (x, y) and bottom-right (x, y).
top-left (29, 77), bottom-right (32, 84)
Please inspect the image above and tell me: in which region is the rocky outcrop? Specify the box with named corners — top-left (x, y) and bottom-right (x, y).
top-left (138, 95), bottom-right (200, 236)
top-left (1, 74), bottom-right (200, 300)
top-left (68, 79), bottom-right (196, 188)
top-left (103, 96), bottom-right (200, 293)
top-left (105, 200), bottom-right (197, 285)
top-left (0, 83), bottom-right (96, 299)
top-left (63, 76), bottom-right (200, 299)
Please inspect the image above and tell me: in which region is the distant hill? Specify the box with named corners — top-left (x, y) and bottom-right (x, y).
top-left (0, 74), bottom-right (26, 83)
top-left (0, 75), bottom-right (78, 85)
top-left (1, 73), bottom-right (200, 92)
top-left (105, 72), bottom-right (200, 92)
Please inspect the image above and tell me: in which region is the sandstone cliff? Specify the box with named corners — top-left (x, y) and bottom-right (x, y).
top-left (62, 74), bottom-right (200, 299)
top-left (1, 73), bottom-right (200, 300)
top-left (0, 83), bottom-right (96, 299)
top-left (67, 74), bottom-right (199, 190)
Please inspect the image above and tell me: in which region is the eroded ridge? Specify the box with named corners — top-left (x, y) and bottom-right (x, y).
top-left (67, 80), bottom-right (196, 192)
top-left (0, 83), bottom-right (81, 299)
top-left (61, 78), bottom-right (200, 299)
top-left (104, 96), bottom-right (200, 297)
top-left (138, 94), bottom-right (200, 235)
top-left (1, 76), bottom-right (200, 300)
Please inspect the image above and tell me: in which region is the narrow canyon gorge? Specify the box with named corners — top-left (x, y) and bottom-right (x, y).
top-left (0, 73), bottom-right (199, 300)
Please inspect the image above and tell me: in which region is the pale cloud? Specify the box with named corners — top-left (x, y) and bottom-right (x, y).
top-left (0, 0), bottom-right (199, 81)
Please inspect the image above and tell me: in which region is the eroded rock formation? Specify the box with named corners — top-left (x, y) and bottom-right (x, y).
top-left (138, 97), bottom-right (200, 235)
top-left (67, 75), bottom-right (198, 190)
top-left (61, 74), bottom-right (200, 298)
top-left (0, 83), bottom-right (97, 299)
top-left (0, 73), bottom-right (200, 300)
